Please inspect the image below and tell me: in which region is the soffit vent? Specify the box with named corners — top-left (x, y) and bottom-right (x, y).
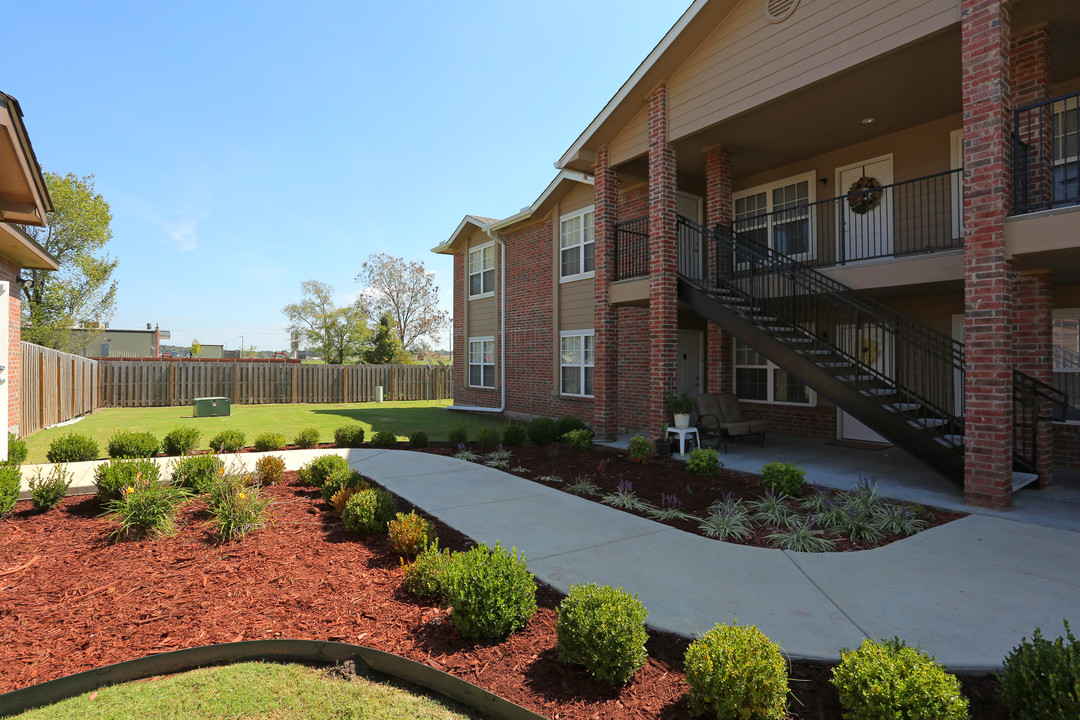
top-left (763, 0), bottom-right (799, 24)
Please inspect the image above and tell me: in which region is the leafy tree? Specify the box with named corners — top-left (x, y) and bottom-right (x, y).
top-left (282, 280), bottom-right (367, 365)
top-left (355, 254), bottom-right (448, 353)
top-left (22, 172), bottom-right (118, 350)
top-left (190, 339), bottom-right (201, 356)
top-left (364, 312), bottom-right (409, 364)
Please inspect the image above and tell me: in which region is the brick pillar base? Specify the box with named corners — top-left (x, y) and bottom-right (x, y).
top-left (704, 146), bottom-right (732, 396)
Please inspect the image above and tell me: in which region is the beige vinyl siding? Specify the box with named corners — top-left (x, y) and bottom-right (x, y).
top-left (609, 103), bottom-right (650, 167)
top-left (560, 183), bottom-right (597, 216)
top-left (465, 232), bottom-right (498, 337)
top-left (668, 0), bottom-right (958, 142)
top-left (560, 278), bottom-right (595, 331)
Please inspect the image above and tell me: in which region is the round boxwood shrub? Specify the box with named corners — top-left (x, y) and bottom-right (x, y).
top-left (253, 432), bottom-right (287, 452)
top-left (0, 463), bottom-right (20, 518)
top-left (96, 457), bottom-right (163, 502)
top-left (448, 423), bottom-right (469, 446)
top-left (298, 454), bottom-right (350, 487)
top-left (402, 540), bottom-right (451, 601)
top-left (6, 432), bottom-right (28, 466)
top-left (832, 638), bottom-right (969, 720)
top-left (476, 427), bottom-right (501, 450)
top-left (556, 584), bottom-right (649, 684)
top-left (441, 542), bottom-right (537, 640)
top-left (342, 487), bottom-right (397, 535)
top-left (293, 427), bottom-right (320, 449)
top-left (333, 424), bottom-right (366, 448)
top-left (562, 428), bottom-right (593, 452)
top-left (502, 423), bottom-right (527, 447)
top-left (169, 454), bottom-right (223, 494)
top-left (760, 461), bottom-right (808, 496)
top-left (555, 415), bottom-right (588, 438)
top-left (161, 426), bottom-right (201, 456)
top-left (527, 417), bottom-right (559, 446)
top-left (107, 430), bottom-right (160, 459)
top-left (321, 467), bottom-right (366, 503)
top-left (998, 621), bottom-right (1079, 720)
top-left (47, 433), bottom-right (99, 464)
top-left (408, 431), bottom-right (429, 449)
top-left (686, 448), bottom-right (722, 477)
top-left (684, 622), bottom-right (788, 720)
top-left (208, 429), bottom-right (246, 453)
top-left (370, 430), bottom-right (398, 448)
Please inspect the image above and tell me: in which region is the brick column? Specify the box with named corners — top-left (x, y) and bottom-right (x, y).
top-left (962, 0), bottom-right (1014, 509)
top-left (705, 146), bottom-right (733, 395)
top-left (593, 145), bottom-right (619, 441)
top-left (648, 84), bottom-right (679, 433)
top-left (1014, 271), bottom-right (1054, 486)
top-left (1011, 25), bottom-right (1052, 211)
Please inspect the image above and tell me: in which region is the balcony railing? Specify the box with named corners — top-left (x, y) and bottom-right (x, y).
top-left (614, 216), bottom-right (649, 280)
top-left (1014, 90), bottom-right (1080, 215)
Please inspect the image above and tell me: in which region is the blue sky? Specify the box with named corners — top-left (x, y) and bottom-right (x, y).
top-left (7, 1), bottom-right (689, 353)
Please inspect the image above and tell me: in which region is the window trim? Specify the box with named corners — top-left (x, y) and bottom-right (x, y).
top-left (733, 171), bottom-right (817, 263)
top-left (559, 330), bottom-right (595, 398)
top-left (468, 242), bottom-right (495, 300)
top-left (732, 334), bottom-right (816, 407)
top-left (559, 205), bottom-right (596, 283)
top-left (468, 336), bottom-right (496, 389)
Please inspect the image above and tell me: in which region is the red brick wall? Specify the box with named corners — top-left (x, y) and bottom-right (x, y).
top-left (615, 307), bottom-right (651, 434)
top-left (747, 402), bottom-right (836, 440)
top-left (0, 259), bottom-right (19, 434)
top-left (617, 185), bottom-right (648, 222)
top-left (1053, 424), bottom-right (1080, 468)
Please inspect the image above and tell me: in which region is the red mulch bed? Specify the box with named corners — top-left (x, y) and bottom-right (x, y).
top-left (0, 449), bottom-right (1005, 719)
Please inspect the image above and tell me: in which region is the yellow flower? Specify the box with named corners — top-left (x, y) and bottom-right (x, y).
top-left (125, 486), bottom-right (135, 495)
top-left (238, 492), bottom-right (246, 500)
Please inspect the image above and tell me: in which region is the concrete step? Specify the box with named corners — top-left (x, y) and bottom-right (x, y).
top-left (1013, 471), bottom-right (1039, 492)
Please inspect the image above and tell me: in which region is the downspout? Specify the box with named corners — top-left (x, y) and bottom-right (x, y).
top-left (448, 229), bottom-right (506, 413)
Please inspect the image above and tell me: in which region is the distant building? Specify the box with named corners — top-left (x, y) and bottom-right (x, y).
top-left (70, 325), bottom-right (168, 359)
top-left (198, 344), bottom-right (224, 359)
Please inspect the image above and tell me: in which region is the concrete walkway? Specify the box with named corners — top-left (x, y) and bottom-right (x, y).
top-left (20, 448), bottom-right (1080, 672)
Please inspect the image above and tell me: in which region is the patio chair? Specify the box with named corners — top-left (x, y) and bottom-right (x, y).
top-left (695, 392), bottom-right (769, 453)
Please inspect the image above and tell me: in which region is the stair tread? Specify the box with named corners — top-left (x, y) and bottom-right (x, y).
top-left (909, 418), bottom-right (948, 428)
top-left (887, 403), bottom-right (922, 412)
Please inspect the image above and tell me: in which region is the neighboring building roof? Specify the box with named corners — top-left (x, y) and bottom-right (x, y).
top-left (0, 222), bottom-right (59, 270)
top-left (431, 214), bottom-right (497, 255)
top-left (0, 91), bottom-right (53, 226)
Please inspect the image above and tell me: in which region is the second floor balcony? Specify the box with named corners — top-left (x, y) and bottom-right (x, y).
top-left (1014, 89), bottom-right (1080, 216)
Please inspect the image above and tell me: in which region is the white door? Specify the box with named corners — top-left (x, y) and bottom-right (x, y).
top-left (677, 330), bottom-right (702, 398)
top-left (677, 192), bottom-right (703, 279)
top-left (837, 322), bottom-right (892, 443)
top-left (950, 130), bottom-right (965, 240)
top-left (837, 156), bottom-right (894, 262)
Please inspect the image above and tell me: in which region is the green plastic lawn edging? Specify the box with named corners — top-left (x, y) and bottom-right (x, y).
top-left (0, 639), bottom-right (546, 720)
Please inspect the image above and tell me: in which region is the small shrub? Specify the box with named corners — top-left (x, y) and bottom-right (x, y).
top-left (684, 622), bottom-right (788, 720)
top-left (342, 487), bottom-right (397, 534)
top-left (832, 638), bottom-right (970, 720)
top-left (0, 464), bottom-right (20, 518)
top-left (169, 454), bottom-right (223, 494)
top-left (321, 467), bottom-right (366, 503)
top-left (686, 447), bottom-right (721, 477)
top-left (562, 428), bottom-right (593, 452)
top-left (96, 457), bottom-right (162, 502)
top-left (29, 465), bottom-right (73, 511)
top-left (330, 484), bottom-right (366, 516)
top-left (293, 427), bottom-right (320, 449)
top-left (254, 455), bottom-right (285, 485)
top-left (760, 461), bottom-right (807, 496)
top-left (502, 423), bottom-right (527, 447)
top-left (253, 432), bottom-right (287, 452)
top-left (298, 454), bottom-right (349, 487)
top-left (387, 511), bottom-right (435, 558)
top-left (476, 427), bottom-right (501, 450)
top-left (333, 424), bottom-right (366, 447)
top-left (161, 426), bottom-right (201, 456)
top-left (402, 540), bottom-right (451, 600)
top-left (555, 415), bottom-right (588, 437)
top-left (441, 542), bottom-right (537, 640)
top-left (628, 435), bottom-right (651, 464)
top-left (527, 417), bottom-right (559, 446)
top-left (556, 584), bottom-right (649, 684)
top-left (206, 475), bottom-right (272, 541)
top-left (208, 429), bottom-right (246, 453)
top-left (46, 433), bottom-right (99, 464)
top-left (107, 430), bottom-right (160, 459)
top-left (447, 423), bottom-right (469, 446)
top-left (408, 431), bottom-right (429, 449)
top-left (104, 477), bottom-right (189, 541)
top-left (6, 432), bottom-right (28, 466)
top-left (999, 621), bottom-right (1080, 720)
top-left (369, 430), bottom-right (398, 448)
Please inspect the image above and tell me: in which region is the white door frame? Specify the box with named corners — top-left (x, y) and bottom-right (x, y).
top-left (836, 322), bottom-right (892, 443)
top-left (677, 191), bottom-right (704, 279)
top-left (836, 154), bottom-right (894, 263)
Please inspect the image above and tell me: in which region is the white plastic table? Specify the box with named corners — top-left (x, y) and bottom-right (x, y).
top-left (666, 426), bottom-right (699, 455)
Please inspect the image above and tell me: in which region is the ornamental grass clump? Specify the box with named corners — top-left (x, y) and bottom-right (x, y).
top-left (333, 424), bottom-right (366, 448)
top-left (293, 427), bottom-right (320, 449)
top-left (873, 502), bottom-right (929, 536)
top-left (402, 539), bottom-right (452, 600)
top-left (441, 542), bottom-right (537, 640)
top-left (206, 473), bottom-right (273, 541)
top-left (831, 638), bottom-right (970, 720)
top-left (169, 454), bottom-right (223, 494)
top-left (526, 417), bottom-right (559, 446)
top-left (760, 461), bottom-right (807, 496)
top-left (476, 426), bottom-right (501, 450)
top-left (253, 432), bottom-right (287, 452)
top-left (686, 447), bottom-right (721, 477)
top-left (453, 444), bottom-right (480, 461)
top-left (208, 429), bottom-right (246, 453)
top-left (0, 463), bottom-right (20, 518)
top-left (298, 454), bottom-right (349, 487)
top-left (766, 514), bottom-right (836, 553)
top-left (107, 430), bottom-right (160, 459)
top-left (342, 487), bottom-right (397, 535)
top-left (96, 457), bottom-right (162, 502)
top-left (563, 477), bottom-right (600, 496)
top-left (699, 494), bottom-right (753, 541)
top-left (161, 426), bottom-right (202, 456)
top-left (647, 493), bottom-right (697, 522)
top-left (998, 620), bottom-right (1080, 720)
top-left (750, 489), bottom-right (793, 526)
top-left (601, 480), bottom-right (650, 511)
top-left (684, 622), bottom-right (788, 720)
top-left (104, 476), bottom-right (189, 541)
top-left (29, 465), bottom-right (74, 511)
top-left (483, 447), bottom-right (513, 469)
top-left (556, 584), bottom-right (649, 684)
top-left (562, 428), bottom-right (593, 452)
top-left (387, 511), bottom-right (436, 558)
top-left (253, 454), bottom-right (285, 485)
top-left (628, 435), bottom-right (651, 464)
top-left (47, 433), bottom-right (99, 463)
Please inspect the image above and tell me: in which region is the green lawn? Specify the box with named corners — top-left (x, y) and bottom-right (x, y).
top-left (23, 400), bottom-right (508, 464)
top-left (11, 661), bottom-right (482, 719)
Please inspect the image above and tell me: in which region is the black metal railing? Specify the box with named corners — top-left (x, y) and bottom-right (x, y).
top-left (731, 169), bottom-right (964, 268)
top-left (1013, 369), bottom-right (1068, 473)
top-left (694, 216), bottom-right (966, 443)
top-left (1014, 90), bottom-right (1080, 215)
top-left (614, 216), bottom-right (649, 280)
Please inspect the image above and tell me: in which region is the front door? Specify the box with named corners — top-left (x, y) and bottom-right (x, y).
top-left (677, 192), bottom-right (703, 279)
top-left (837, 156), bottom-right (894, 263)
top-left (677, 330), bottom-right (702, 399)
top-left (837, 322), bottom-right (892, 443)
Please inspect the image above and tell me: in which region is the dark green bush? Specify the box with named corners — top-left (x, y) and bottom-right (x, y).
top-left (628, 435), bottom-right (651, 463)
top-left (556, 584), bottom-right (649, 684)
top-left (476, 427), bottom-right (501, 450)
top-left (161, 426), bottom-right (202, 456)
top-left (6, 432), bottom-right (28, 466)
top-left (832, 638), bottom-right (969, 720)
top-left (684, 622), bottom-right (788, 720)
top-left (408, 431), bottom-right (429, 449)
top-left (333, 424), bottom-right (366, 447)
top-left (562, 428), bottom-right (593, 452)
top-left (293, 427), bottom-right (320, 449)
top-left (441, 542), bottom-right (537, 640)
top-left (96, 458), bottom-right (163, 502)
top-left (555, 416), bottom-right (588, 437)
top-left (527, 417), bottom-right (559, 446)
top-left (208, 429), bottom-right (246, 453)
top-left (999, 621), bottom-right (1080, 720)
top-left (321, 467), bottom-right (366, 503)
top-left (47, 433), bottom-right (99, 464)
top-left (502, 423), bottom-right (527, 447)
top-left (342, 487), bottom-right (397, 535)
top-left (760, 461), bottom-right (807, 496)
top-left (298, 454), bottom-right (350, 487)
top-left (29, 466), bottom-right (73, 511)
top-left (253, 432), bottom-right (287, 452)
top-left (448, 423), bottom-right (469, 446)
top-left (0, 464), bottom-right (20, 518)
top-left (402, 540), bottom-right (451, 600)
top-left (107, 430), bottom-right (160, 459)
top-left (169, 454), bottom-right (223, 494)
top-left (370, 430), bottom-right (398, 448)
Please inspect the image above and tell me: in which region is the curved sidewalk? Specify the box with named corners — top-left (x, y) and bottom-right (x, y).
top-left (25, 448), bottom-right (1080, 672)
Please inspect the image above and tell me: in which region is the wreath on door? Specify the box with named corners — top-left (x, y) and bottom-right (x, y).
top-left (855, 337), bottom-right (880, 366)
top-left (847, 176), bottom-right (883, 215)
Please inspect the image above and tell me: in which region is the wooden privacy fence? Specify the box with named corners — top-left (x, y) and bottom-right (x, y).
top-left (97, 361), bottom-right (452, 407)
top-left (21, 342), bottom-right (99, 436)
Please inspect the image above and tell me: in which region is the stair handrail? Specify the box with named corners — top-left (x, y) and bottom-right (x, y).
top-left (1012, 368), bottom-right (1068, 473)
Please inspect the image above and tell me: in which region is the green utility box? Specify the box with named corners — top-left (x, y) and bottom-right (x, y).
top-left (193, 396), bottom-right (231, 417)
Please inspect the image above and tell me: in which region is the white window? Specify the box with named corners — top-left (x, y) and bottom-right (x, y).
top-left (468, 337), bottom-right (495, 388)
top-left (560, 207), bottom-right (595, 281)
top-left (733, 172), bottom-right (815, 261)
top-left (733, 337), bottom-right (814, 406)
top-left (468, 243), bottom-right (495, 299)
top-left (1052, 101), bottom-right (1079, 206)
top-left (560, 331), bottom-right (594, 397)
